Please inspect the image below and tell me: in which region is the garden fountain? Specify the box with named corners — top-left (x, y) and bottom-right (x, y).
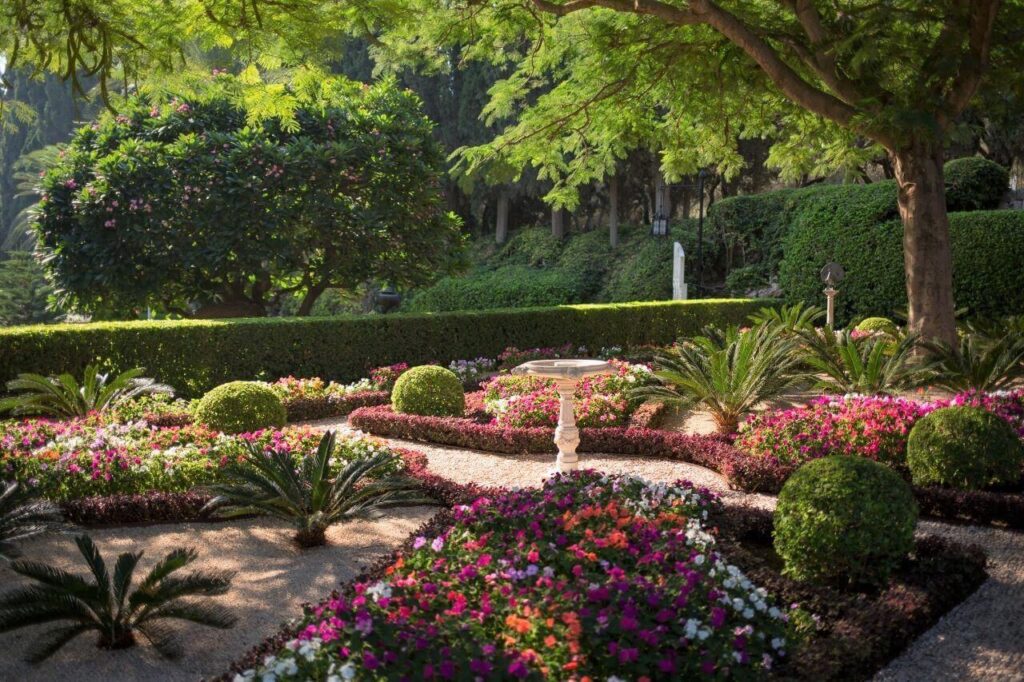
top-left (512, 358), bottom-right (613, 472)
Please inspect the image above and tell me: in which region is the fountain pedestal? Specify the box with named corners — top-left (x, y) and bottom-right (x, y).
top-left (512, 359), bottom-right (613, 473)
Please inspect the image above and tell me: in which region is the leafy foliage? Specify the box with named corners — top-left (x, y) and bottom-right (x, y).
top-left (391, 366), bottom-right (466, 418)
top-left (774, 456), bottom-right (918, 587)
top-left (0, 480), bottom-right (65, 562)
top-left (907, 406), bottom-right (1024, 490)
top-left (203, 431), bottom-right (435, 547)
top-left (0, 534), bottom-right (235, 662)
top-left (943, 157), bottom-right (1010, 211)
top-left (921, 322), bottom-right (1024, 392)
top-left (0, 364), bottom-right (172, 418)
top-left (193, 381), bottom-right (286, 434)
top-left (33, 72), bottom-right (464, 318)
top-left (637, 323), bottom-right (804, 434)
top-left (747, 302), bottom-right (824, 333)
top-left (0, 252), bottom-right (56, 326)
top-left (799, 330), bottom-right (929, 395)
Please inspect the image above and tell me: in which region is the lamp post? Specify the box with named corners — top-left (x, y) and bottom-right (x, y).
top-left (820, 262), bottom-right (845, 327)
top-left (651, 213), bottom-right (669, 237)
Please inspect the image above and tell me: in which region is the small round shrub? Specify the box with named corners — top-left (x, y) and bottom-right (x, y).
top-left (194, 381), bottom-right (287, 434)
top-left (855, 316), bottom-right (898, 336)
top-left (391, 366), bottom-right (465, 417)
top-left (907, 406), bottom-right (1024, 490)
top-left (944, 157), bottom-right (1009, 212)
top-left (774, 456), bottom-right (917, 586)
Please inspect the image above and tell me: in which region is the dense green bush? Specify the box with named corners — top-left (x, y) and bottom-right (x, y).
top-left (907, 406), bottom-right (1024, 490)
top-left (774, 456), bottom-right (918, 586)
top-left (855, 317), bottom-right (898, 335)
top-left (391, 366), bottom-right (465, 416)
top-left (193, 381), bottom-right (287, 434)
top-left (0, 300), bottom-right (769, 397)
top-left (944, 157), bottom-right (1009, 212)
top-left (781, 210), bottom-right (1024, 324)
top-left (405, 266), bottom-right (589, 312)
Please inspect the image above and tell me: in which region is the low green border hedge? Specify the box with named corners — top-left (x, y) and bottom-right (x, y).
top-left (0, 299), bottom-right (769, 397)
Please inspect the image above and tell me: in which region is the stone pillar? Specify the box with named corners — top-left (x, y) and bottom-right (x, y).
top-left (673, 242), bottom-right (688, 300)
top-left (495, 190), bottom-right (510, 244)
top-left (553, 380), bottom-right (580, 472)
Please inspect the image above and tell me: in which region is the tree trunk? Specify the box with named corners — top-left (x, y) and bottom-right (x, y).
top-left (891, 141), bottom-right (957, 344)
top-left (495, 190), bottom-right (510, 244)
top-left (608, 175), bottom-right (619, 248)
top-left (551, 207), bottom-right (565, 239)
top-left (297, 281), bottom-right (329, 316)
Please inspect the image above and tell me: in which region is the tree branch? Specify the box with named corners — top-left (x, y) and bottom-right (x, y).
top-left (781, 0), bottom-right (865, 106)
top-left (943, 0), bottom-right (1000, 122)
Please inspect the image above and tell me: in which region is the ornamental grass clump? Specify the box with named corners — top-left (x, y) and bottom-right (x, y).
top-left (774, 456), bottom-right (917, 587)
top-left (236, 471), bottom-right (792, 680)
top-left (193, 381), bottom-right (286, 434)
top-left (391, 365), bottom-right (465, 417)
top-left (907, 406), bottom-right (1024, 490)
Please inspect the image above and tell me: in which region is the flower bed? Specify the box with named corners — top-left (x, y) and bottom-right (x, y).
top-left (230, 471), bottom-right (792, 680)
top-left (269, 376), bottom-right (391, 421)
top-left (481, 361), bottom-right (654, 428)
top-left (222, 475), bottom-right (987, 682)
top-left (0, 415), bottom-right (398, 501)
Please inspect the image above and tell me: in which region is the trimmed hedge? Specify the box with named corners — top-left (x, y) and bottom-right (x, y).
top-left (781, 209), bottom-right (1024, 323)
top-left (0, 299), bottom-right (768, 398)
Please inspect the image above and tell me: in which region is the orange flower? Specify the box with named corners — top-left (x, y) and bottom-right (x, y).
top-left (505, 613), bottom-right (532, 634)
top-left (544, 635), bottom-right (557, 648)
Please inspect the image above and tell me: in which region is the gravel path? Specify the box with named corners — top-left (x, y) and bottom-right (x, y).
top-left (0, 509), bottom-right (435, 681)
top-left (314, 415), bottom-right (1024, 682)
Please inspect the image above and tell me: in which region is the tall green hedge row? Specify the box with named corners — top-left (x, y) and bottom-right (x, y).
top-left (0, 299), bottom-right (767, 397)
top-left (708, 156), bottom-right (1009, 289)
top-left (780, 209), bottom-right (1024, 324)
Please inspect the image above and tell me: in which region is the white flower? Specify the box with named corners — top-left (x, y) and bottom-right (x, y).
top-left (339, 662), bottom-right (357, 680)
top-left (366, 580), bottom-right (392, 602)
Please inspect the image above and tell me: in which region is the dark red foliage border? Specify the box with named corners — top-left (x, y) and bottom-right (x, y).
top-left (350, 405), bottom-right (1024, 529)
top-left (215, 479), bottom-right (988, 682)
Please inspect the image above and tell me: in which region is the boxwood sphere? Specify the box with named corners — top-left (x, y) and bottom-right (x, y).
top-left (194, 381), bottom-right (287, 434)
top-left (855, 317), bottom-right (898, 336)
top-left (907, 406), bottom-right (1024, 490)
top-left (391, 365), bottom-right (465, 417)
top-left (774, 456), bottom-right (917, 586)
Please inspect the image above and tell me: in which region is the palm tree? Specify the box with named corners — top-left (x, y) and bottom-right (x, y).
top-left (203, 430), bottom-right (436, 547)
top-left (799, 328), bottom-right (931, 394)
top-left (634, 324), bottom-right (805, 435)
top-left (747, 302), bottom-right (825, 333)
top-left (0, 480), bottom-right (66, 562)
top-left (0, 364), bottom-right (173, 418)
top-left (0, 535), bottom-right (235, 662)
top-left (922, 320), bottom-right (1024, 392)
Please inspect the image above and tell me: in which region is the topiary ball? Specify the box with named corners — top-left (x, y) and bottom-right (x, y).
top-left (944, 157), bottom-right (1009, 212)
top-left (391, 365), bottom-right (465, 417)
top-left (907, 406), bottom-right (1024, 490)
top-left (194, 381), bottom-right (287, 434)
top-left (774, 456), bottom-right (917, 586)
top-left (855, 316), bottom-right (898, 336)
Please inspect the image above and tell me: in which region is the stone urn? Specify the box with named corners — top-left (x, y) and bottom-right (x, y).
top-left (512, 358), bottom-right (613, 473)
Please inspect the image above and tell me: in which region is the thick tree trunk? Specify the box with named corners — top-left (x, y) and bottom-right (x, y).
top-left (297, 281), bottom-right (328, 316)
top-left (608, 175), bottom-right (619, 248)
top-left (891, 141), bottom-right (957, 344)
top-left (551, 207), bottom-right (565, 239)
top-left (495, 190), bottom-right (510, 244)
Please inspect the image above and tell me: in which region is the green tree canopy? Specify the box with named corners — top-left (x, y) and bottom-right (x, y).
top-left (33, 71), bottom-right (464, 318)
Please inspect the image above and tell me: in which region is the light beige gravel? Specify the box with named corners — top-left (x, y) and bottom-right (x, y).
top-left (0, 509), bottom-right (435, 681)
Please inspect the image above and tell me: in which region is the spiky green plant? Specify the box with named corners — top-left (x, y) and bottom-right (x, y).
top-left (634, 324), bottom-right (806, 435)
top-left (921, 323), bottom-right (1024, 392)
top-left (747, 302), bottom-right (825, 333)
top-left (0, 480), bottom-right (66, 562)
top-left (0, 535), bottom-right (235, 662)
top-left (800, 329), bottom-right (931, 394)
top-left (203, 431), bottom-right (436, 547)
top-left (0, 364), bottom-right (173, 418)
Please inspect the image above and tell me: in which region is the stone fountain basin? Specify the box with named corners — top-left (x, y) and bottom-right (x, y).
top-left (512, 358), bottom-right (612, 380)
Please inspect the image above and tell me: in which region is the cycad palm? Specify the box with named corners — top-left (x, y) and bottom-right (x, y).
top-left (0, 480), bottom-right (66, 562)
top-left (634, 324), bottom-right (805, 435)
top-left (0, 364), bottom-right (173, 418)
top-left (800, 329), bottom-right (930, 394)
top-left (747, 302), bottom-right (825, 333)
top-left (0, 535), bottom-right (235, 662)
top-left (203, 431), bottom-right (436, 547)
top-left (922, 323), bottom-right (1024, 392)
